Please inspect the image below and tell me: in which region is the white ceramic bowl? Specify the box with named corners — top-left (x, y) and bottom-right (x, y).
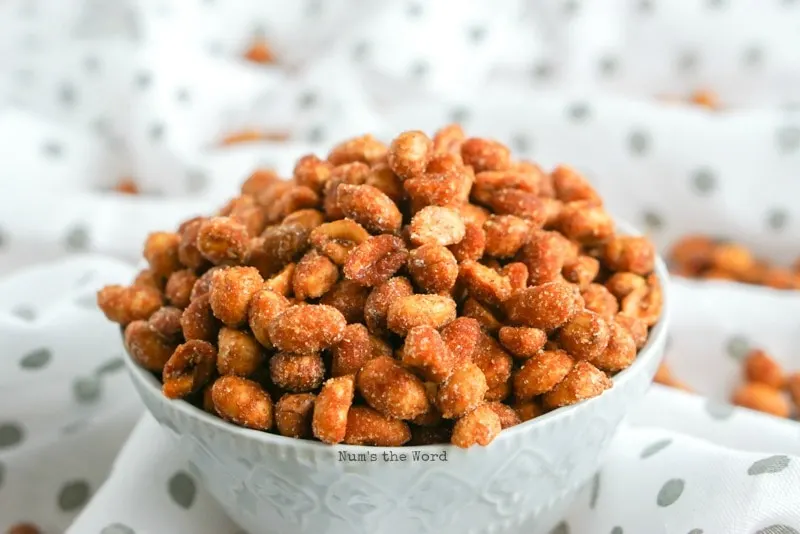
top-left (126, 259), bottom-right (669, 534)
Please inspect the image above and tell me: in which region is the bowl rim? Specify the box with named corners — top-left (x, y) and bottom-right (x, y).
top-left (126, 243), bottom-right (670, 453)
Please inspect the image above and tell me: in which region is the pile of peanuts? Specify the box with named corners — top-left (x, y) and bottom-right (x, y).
top-left (669, 235), bottom-right (800, 290)
top-left (243, 38), bottom-right (276, 64)
top-left (6, 523), bottom-right (40, 534)
top-left (98, 125), bottom-right (663, 448)
top-left (220, 130), bottom-right (290, 146)
top-left (112, 177), bottom-right (140, 195)
top-left (733, 349), bottom-right (800, 418)
top-left (653, 362), bottom-right (692, 392)
top-left (658, 90), bottom-right (720, 110)
top-left (656, 350), bottom-right (800, 420)
top-left (689, 89), bottom-right (720, 110)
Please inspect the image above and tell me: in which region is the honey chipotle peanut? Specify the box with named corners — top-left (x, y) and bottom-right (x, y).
top-left (100, 126), bottom-right (663, 448)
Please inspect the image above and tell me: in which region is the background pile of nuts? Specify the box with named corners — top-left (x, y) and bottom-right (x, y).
top-left (98, 125), bottom-right (663, 448)
top-left (656, 351), bottom-right (800, 420)
top-left (733, 349), bottom-right (800, 418)
top-left (669, 235), bottom-right (800, 290)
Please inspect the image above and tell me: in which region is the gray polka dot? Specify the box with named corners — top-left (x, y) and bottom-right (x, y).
top-left (550, 521), bottom-right (570, 534)
top-left (186, 169), bottom-right (208, 194)
top-left (742, 45), bottom-right (764, 67)
top-left (687, 530), bottom-right (703, 534)
top-left (0, 423), bottom-right (24, 449)
top-left (748, 455), bottom-right (790, 476)
top-left (776, 126), bottom-right (800, 154)
top-left (563, 0), bottom-right (580, 15)
top-left (756, 527), bottom-right (800, 534)
top-left (637, 0), bottom-right (654, 13)
top-left (308, 125), bottom-right (325, 143)
top-left (512, 134), bottom-right (532, 154)
top-left (168, 471), bottom-right (197, 509)
top-left (149, 123), bottom-right (165, 141)
top-left (298, 91), bottom-right (318, 110)
top-left (176, 88), bottom-right (190, 103)
top-left (409, 60), bottom-right (429, 79)
top-left (406, 2), bottom-right (423, 17)
top-left (707, 0), bottom-right (727, 7)
top-left (101, 524), bottom-right (136, 534)
top-left (135, 71), bottom-right (152, 89)
top-left (352, 41), bottom-right (370, 61)
top-left (84, 56), bottom-right (100, 73)
top-left (0, 228), bottom-right (6, 248)
top-left (65, 225), bottom-right (90, 251)
top-left (73, 376), bottom-right (102, 403)
top-left (691, 167), bottom-right (716, 194)
top-left (642, 210), bottom-right (664, 231)
top-left (657, 478), bottom-right (685, 507)
top-left (11, 305), bottom-right (36, 321)
top-left (767, 209), bottom-right (789, 231)
top-left (568, 102), bottom-right (591, 122)
top-left (705, 399), bottom-right (735, 420)
top-left (532, 61), bottom-right (554, 80)
top-left (468, 26), bottom-right (487, 43)
top-left (449, 106), bottom-right (471, 124)
top-left (726, 335), bottom-right (750, 360)
top-left (43, 140), bottom-right (64, 158)
top-left (628, 130), bottom-right (650, 155)
top-left (58, 480), bottom-right (91, 511)
top-left (96, 357), bottom-right (125, 375)
top-left (20, 347), bottom-right (52, 369)
top-left (641, 438), bottom-right (672, 459)
top-left (59, 82), bottom-right (77, 107)
top-left (611, 528), bottom-right (623, 534)
top-left (589, 472), bottom-right (600, 509)
top-left (0, 460), bottom-right (5, 489)
top-left (599, 55), bottom-right (619, 76)
top-left (677, 50), bottom-right (698, 73)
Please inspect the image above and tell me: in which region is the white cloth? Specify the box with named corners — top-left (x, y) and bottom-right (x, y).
top-left (2, 259), bottom-right (800, 534)
top-left (1, 0), bottom-right (800, 533)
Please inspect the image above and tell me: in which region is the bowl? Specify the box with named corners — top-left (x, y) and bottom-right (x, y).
top-left (125, 258), bottom-right (669, 534)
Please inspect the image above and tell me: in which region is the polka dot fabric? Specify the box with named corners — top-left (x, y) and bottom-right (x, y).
top-left (561, 426), bottom-right (800, 533)
top-left (2, 0), bottom-right (800, 272)
top-left (0, 257), bottom-right (142, 532)
top-left (48, 271), bottom-right (798, 534)
top-left (0, 0), bottom-right (798, 532)
top-left (66, 416), bottom-right (238, 534)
